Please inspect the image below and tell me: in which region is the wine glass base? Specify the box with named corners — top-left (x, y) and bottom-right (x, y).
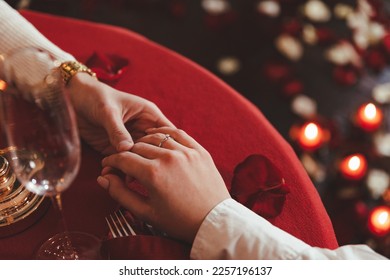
top-left (35, 231), bottom-right (104, 260)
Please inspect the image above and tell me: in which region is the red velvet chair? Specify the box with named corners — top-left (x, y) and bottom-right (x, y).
top-left (0, 10), bottom-right (338, 259)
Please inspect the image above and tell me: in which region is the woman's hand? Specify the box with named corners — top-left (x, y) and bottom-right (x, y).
top-left (66, 73), bottom-right (174, 155)
top-left (98, 127), bottom-right (231, 243)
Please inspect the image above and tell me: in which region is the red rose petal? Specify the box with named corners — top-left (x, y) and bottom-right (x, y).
top-left (281, 18), bottom-right (302, 37)
top-left (231, 154), bottom-right (290, 218)
top-left (85, 52), bottom-right (129, 83)
top-left (282, 79), bottom-right (304, 97)
top-left (382, 34), bottom-right (390, 54)
top-left (316, 28), bottom-right (336, 45)
top-left (169, 0), bottom-right (187, 18)
top-left (204, 11), bottom-right (238, 30)
top-left (365, 49), bottom-right (386, 71)
top-left (264, 62), bottom-right (292, 83)
top-left (333, 65), bottom-right (359, 86)
top-left (249, 190), bottom-right (288, 218)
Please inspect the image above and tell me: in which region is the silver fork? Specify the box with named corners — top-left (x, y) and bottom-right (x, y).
top-left (105, 209), bottom-right (137, 238)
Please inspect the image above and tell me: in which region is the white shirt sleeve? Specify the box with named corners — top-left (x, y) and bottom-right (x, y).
top-left (0, 0), bottom-right (74, 85)
top-left (191, 198), bottom-right (388, 260)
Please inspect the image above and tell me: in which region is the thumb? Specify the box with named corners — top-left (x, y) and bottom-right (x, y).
top-left (102, 113), bottom-right (134, 152)
top-left (97, 174), bottom-right (148, 216)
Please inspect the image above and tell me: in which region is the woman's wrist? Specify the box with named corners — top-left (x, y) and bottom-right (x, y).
top-left (59, 61), bottom-right (96, 85)
top-left (67, 71), bottom-right (98, 88)
top-left (65, 72), bottom-right (102, 111)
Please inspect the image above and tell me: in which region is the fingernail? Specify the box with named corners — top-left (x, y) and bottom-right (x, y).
top-left (117, 140), bottom-right (133, 152)
top-left (145, 128), bottom-right (156, 133)
top-left (97, 176), bottom-right (110, 190)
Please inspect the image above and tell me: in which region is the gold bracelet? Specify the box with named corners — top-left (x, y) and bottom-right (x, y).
top-left (59, 61), bottom-right (96, 85)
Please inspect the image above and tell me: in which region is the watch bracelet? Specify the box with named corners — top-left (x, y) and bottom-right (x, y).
top-left (59, 61), bottom-right (96, 85)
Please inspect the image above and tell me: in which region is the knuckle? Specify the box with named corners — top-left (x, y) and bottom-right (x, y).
top-left (183, 149), bottom-right (200, 162)
top-left (145, 100), bottom-right (159, 111)
top-left (145, 162), bottom-right (160, 182)
top-left (199, 147), bottom-right (212, 158)
top-left (100, 103), bottom-right (116, 115)
top-left (175, 129), bottom-right (186, 137)
top-left (164, 151), bottom-right (180, 164)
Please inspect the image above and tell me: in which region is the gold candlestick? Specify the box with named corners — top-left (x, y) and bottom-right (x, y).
top-left (0, 155), bottom-right (15, 198)
top-left (0, 148), bottom-right (48, 237)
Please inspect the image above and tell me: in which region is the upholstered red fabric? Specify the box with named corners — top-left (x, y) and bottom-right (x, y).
top-left (0, 10), bottom-right (338, 259)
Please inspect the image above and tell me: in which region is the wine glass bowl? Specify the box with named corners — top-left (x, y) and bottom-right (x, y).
top-left (0, 48), bottom-right (102, 259)
top-left (1, 66), bottom-right (80, 197)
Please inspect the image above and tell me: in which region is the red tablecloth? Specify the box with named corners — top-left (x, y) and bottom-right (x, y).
top-left (0, 10), bottom-right (338, 259)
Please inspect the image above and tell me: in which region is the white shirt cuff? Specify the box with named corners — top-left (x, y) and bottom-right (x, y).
top-left (191, 198), bottom-right (311, 259)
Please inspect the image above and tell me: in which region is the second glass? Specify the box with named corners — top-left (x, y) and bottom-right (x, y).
top-left (0, 47), bottom-right (102, 259)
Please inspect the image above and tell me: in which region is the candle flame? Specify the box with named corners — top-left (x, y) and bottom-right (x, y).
top-left (364, 103), bottom-right (377, 120)
top-left (377, 211), bottom-right (389, 226)
top-left (0, 80), bottom-right (6, 91)
top-left (304, 123), bottom-right (318, 140)
top-left (369, 206), bottom-right (390, 235)
top-left (340, 153), bottom-right (367, 180)
top-left (348, 156), bottom-right (361, 171)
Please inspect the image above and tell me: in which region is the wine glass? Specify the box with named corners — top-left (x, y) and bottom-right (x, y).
top-left (0, 47), bottom-right (102, 259)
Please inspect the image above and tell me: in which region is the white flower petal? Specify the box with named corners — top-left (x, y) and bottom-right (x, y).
top-left (372, 83), bottom-right (390, 104)
top-left (275, 34), bottom-right (303, 61)
top-left (303, 0), bottom-right (331, 22)
top-left (291, 94), bottom-right (317, 118)
top-left (257, 0), bottom-right (280, 17)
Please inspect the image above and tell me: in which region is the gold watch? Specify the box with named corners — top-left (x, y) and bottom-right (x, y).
top-left (59, 61), bottom-right (96, 85)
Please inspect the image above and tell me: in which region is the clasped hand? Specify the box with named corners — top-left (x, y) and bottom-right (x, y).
top-left (99, 127), bottom-right (230, 243)
top-left (67, 74), bottom-right (230, 243)
top-left (66, 73), bottom-right (174, 155)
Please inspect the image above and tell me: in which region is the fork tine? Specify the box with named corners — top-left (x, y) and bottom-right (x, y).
top-left (114, 212), bottom-right (128, 237)
top-left (105, 216), bottom-right (118, 238)
top-left (118, 209), bottom-right (137, 236)
top-left (105, 210), bottom-right (138, 239)
top-left (109, 213), bottom-right (124, 237)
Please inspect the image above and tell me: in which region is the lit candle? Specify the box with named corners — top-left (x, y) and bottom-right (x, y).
top-left (355, 103), bottom-right (383, 132)
top-left (0, 80), bottom-right (7, 91)
top-left (339, 153), bottom-right (367, 180)
top-left (368, 206), bottom-right (390, 236)
top-left (297, 122), bottom-right (324, 151)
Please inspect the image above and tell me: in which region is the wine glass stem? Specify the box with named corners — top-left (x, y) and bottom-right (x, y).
top-left (49, 193), bottom-right (81, 259)
top-left (54, 194), bottom-right (63, 211)
top-left (50, 193), bottom-right (69, 232)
